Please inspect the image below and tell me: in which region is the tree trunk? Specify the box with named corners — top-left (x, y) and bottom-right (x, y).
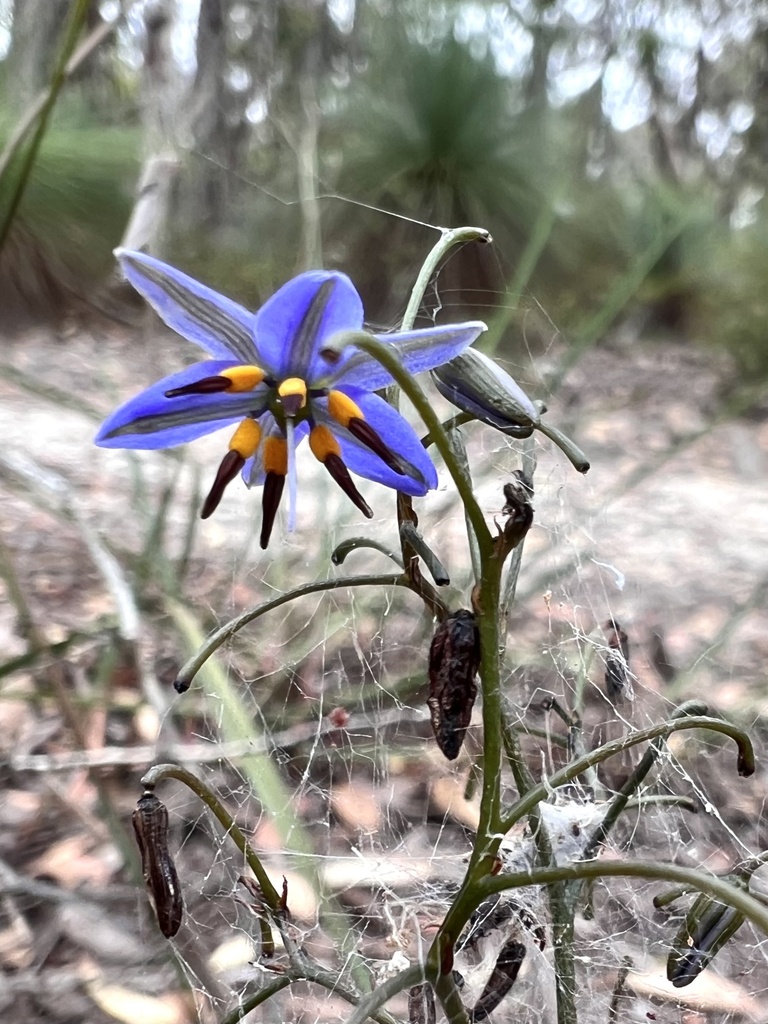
top-left (6, 0), bottom-right (73, 110)
top-left (117, 0), bottom-right (180, 257)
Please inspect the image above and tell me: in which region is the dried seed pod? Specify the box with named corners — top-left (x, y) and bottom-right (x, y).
top-left (604, 619), bottom-right (632, 704)
top-left (427, 610), bottom-right (480, 760)
top-left (666, 893), bottom-right (745, 988)
top-left (497, 473), bottom-right (534, 558)
top-left (132, 790), bottom-right (183, 937)
top-left (471, 938), bottom-right (527, 1021)
top-left (408, 983), bottom-right (436, 1024)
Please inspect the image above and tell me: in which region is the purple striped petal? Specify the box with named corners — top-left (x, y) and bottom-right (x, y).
top-left (95, 362), bottom-right (269, 449)
top-left (255, 271), bottom-right (364, 380)
top-left (316, 322), bottom-right (487, 390)
top-left (314, 387), bottom-right (437, 495)
top-left (115, 249), bottom-right (259, 364)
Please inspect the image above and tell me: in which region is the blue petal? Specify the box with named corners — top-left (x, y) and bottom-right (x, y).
top-left (95, 362), bottom-right (270, 449)
top-left (115, 249), bottom-right (259, 364)
top-left (314, 387), bottom-right (438, 495)
top-left (254, 270), bottom-right (363, 380)
top-left (317, 322), bottom-right (487, 390)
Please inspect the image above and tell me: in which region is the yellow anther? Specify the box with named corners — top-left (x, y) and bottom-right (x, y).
top-left (221, 365), bottom-right (265, 391)
top-left (277, 377), bottom-right (307, 407)
top-left (263, 435), bottom-right (288, 476)
top-left (309, 425), bottom-right (341, 464)
top-left (228, 418), bottom-right (261, 458)
top-left (327, 389), bottom-right (364, 427)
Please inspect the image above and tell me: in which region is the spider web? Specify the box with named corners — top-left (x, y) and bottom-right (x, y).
top-left (123, 190), bottom-right (768, 1024)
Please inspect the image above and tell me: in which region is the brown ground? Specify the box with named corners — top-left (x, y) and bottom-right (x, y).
top-left (1, 319), bottom-right (768, 1024)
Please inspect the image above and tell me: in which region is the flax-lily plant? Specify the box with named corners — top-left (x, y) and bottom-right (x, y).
top-left (110, 233), bottom-right (762, 1024)
top-left (96, 250), bottom-right (486, 548)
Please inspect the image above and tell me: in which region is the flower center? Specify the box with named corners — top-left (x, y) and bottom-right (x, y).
top-left (277, 377), bottom-right (308, 418)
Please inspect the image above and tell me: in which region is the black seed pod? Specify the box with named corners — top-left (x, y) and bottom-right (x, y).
top-left (472, 938), bottom-right (527, 1021)
top-left (132, 790), bottom-right (183, 938)
top-left (408, 983), bottom-right (436, 1024)
top-left (501, 473), bottom-right (534, 552)
top-left (427, 610), bottom-right (480, 760)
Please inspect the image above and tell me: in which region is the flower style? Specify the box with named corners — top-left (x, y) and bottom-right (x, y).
top-left (96, 250), bottom-right (486, 548)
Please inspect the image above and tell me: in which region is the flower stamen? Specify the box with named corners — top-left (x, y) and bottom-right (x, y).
top-left (309, 425), bottom-right (373, 518)
top-left (261, 474), bottom-right (285, 548)
top-left (202, 451), bottom-right (244, 519)
top-left (326, 390), bottom-right (405, 475)
top-left (229, 417), bottom-right (262, 458)
top-left (165, 365), bottom-right (265, 397)
top-left (260, 435), bottom-right (288, 548)
top-left (201, 418), bottom-right (262, 519)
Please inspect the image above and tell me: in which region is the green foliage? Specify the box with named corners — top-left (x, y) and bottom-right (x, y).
top-left (0, 113), bottom-right (139, 319)
top-left (688, 212), bottom-right (768, 379)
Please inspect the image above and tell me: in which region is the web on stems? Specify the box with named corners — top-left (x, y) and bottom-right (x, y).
top-left (108, 209), bottom-right (768, 1024)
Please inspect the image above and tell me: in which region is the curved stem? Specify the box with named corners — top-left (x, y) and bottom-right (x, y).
top-left (580, 700), bottom-right (707, 862)
top-left (345, 963), bottom-right (430, 1024)
top-left (140, 763), bottom-right (282, 910)
top-left (501, 715), bottom-right (754, 832)
top-left (219, 978), bottom-right (292, 1024)
top-left (480, 860), bottom-right (768, 937)
top-left (174, 573), bottom-right (404, 691)
top-left (323, 332), bottom-right (493, 559)
top-left (401, 227), bottom-right (492, 331)
top-left (534, 421), bottom-right (590, 474)
top-left (435, 970), bottom-right (470, 1024)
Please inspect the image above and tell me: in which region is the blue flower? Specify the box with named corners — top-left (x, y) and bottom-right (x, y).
top-left (96, 250), bottom-right (486, 548)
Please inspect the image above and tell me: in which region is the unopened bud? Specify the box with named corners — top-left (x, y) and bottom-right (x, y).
top-left (432, 349), bottom-right (539, 436)
top-left (667, 893), bottom-right (745, 987)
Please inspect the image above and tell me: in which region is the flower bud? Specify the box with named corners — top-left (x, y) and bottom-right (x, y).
top-left (667, 893), bottom-right (745, 987)
top-left (432, 349), bottom-right (539, 436)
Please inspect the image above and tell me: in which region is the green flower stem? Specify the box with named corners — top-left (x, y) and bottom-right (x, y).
top-left (218, 959), bottom-right (403, 1024)
top-left (500, 436), bottom-right (537, 622)
top-left (331, 538), bottom-right (404, 568)
top-left (219, 979), bottom-right (292, 1024)
top-left (140, 763), bottom-right (282, 910)
top-left (534, 421), bottom-right (590, 474)
top-left (396, 228), bottom-right (490, 585)
top-left (173, 573), bottom-right (404, 691)
top-left (401, 227), bottom-right (492, 332)
top-left (345, 964), bottom-right (431, 1024)
top-left (435, 970), bottom-right (471, 1024)
top-left (283, 948), bottom-right (401, 1024)
top-left (421, 412), bottom-right (475, 446)
top-left (445, 423), bottom-right (482, 582)
top-left (479, 860), bottom-right (768, 938)
top-left (400, 521), bottom-right (450, 586)
top-left (323, 332), bottom-right (493, 560)
top-left (501, 714), bottom-right (754, 833)
top-left (624, 794), bottom-right (698, 814)
top-left (580, 700), bottom-right (707, 863)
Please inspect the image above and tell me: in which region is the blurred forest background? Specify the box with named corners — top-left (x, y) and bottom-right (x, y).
top-left (3, 0), bottom-right (768, 376)
top-left (4, 3), bottom-right (768, 1024)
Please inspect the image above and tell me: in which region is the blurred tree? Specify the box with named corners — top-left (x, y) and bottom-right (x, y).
top-left (5, 0), bottom-right (72, 109)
